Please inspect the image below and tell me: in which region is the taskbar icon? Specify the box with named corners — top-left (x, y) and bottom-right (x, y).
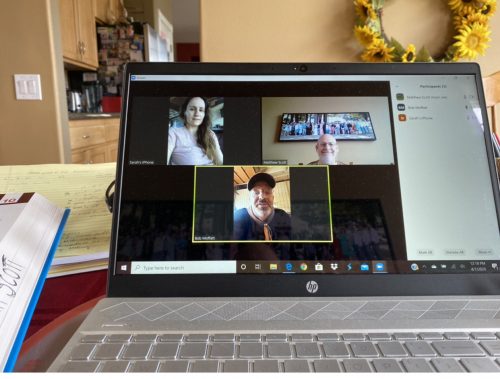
top-left (372, 261), bottom-right (387, 273)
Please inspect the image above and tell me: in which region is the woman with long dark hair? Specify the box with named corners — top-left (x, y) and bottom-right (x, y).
top-left (167, 97), bottom-right (223, 165)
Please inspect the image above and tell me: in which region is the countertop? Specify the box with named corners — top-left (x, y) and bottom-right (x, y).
top-left (68, 113), bottom-right (120, 121)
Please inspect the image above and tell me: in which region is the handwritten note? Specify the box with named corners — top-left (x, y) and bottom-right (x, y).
top-left (0, 164), bottom-right (116, 267)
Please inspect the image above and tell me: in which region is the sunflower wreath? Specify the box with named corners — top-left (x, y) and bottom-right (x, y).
top-left (353, 0), bottom-right (496, 62)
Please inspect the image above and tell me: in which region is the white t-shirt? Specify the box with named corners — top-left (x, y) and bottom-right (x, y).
top-left (168, 126), bottom-right (214, 165)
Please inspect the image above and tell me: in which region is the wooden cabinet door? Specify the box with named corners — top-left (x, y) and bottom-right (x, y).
top-left (94, 0), bottom-right (119, 24)
top-left (77, 0), bottom-right (98, 68)
top-left (69, 123), bottom-right (107, 150)
top-left (87, 145), bottom-right (107, 164)
top-left (59, 0), bottom-right (79, 61)
top-left (94, 0), bottom-right (108, 23)
top-left (70, 118), bottom-right (120, 163)
top-left (72, 145), bottom-right (107, 164)
top-left (106, 141), bottom-right (119, 162)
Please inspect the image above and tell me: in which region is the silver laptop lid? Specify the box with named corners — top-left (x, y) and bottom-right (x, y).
top-left (107, 63), bottom-right (500, 297)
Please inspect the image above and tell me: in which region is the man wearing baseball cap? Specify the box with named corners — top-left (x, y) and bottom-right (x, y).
top-left (233, 172), bottom-right (291, 241)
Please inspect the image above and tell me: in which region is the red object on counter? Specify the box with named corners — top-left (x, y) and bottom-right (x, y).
top-left (25, 270), bottom-right (107, 338)
top-left (102, 96), bottom-right (121, 113)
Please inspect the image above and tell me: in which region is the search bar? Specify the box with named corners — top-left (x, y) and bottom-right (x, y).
top-left (131, 261), bottom-right (236, 274)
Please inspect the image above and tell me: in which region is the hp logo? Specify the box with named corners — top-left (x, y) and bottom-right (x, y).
top-left (306, 281), bottom-right (319, 294)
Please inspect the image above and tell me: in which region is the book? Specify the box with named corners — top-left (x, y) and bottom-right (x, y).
top-left (0, 193), bottom-right (69, 372)
top-left (0, 163), bottom-right (115, 277)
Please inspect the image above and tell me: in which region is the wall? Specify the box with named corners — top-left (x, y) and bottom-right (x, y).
top-left (200, 0), bottom-right (500, 76)
top-left (261, 97), bottom-right (394, 165)
top-left (171, 0), bottom-right (200, 43)
top-left (0, 0), bottom-right (70, 164)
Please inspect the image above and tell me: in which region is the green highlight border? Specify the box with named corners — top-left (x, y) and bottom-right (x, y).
top-left (192, 165), bottom-right (333, 243)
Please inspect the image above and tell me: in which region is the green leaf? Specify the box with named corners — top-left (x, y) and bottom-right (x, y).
top-left (371, 0), bottom-right (385, 10)
top-left (443, 46), bottom-right (458, 62)
top-left (416, 46), bottom-right (432, 62)
top-left (367, 18), bottom-right (382, 34)
top-left (390, 38), bottom-right (405, 56)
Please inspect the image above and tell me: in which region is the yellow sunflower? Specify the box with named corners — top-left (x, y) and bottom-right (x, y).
top-left (354, 25), bottom-right (379, 47)
top-left (479, 0), bottom-right (497, 17)
top-left (454, 22), bottom-right (491, 59)
top-left (361, 39), bottom-right (395, 63)
top-left (401, 44), bottom-right (417, 63)
top-left (354, 0), bottom-right (377, 23)
top-left (453, 11), bottom-right (489, 29)
top-left (451, 51), bottom-right (462, 61)
top-left (448, 0), bottom-right (483, 14)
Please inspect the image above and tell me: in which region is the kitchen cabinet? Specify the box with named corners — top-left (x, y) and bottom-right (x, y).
top-left (59, 0), bottom-right (98, 70)
top-left (69, 117), bottom-right (120, 163)
top-left (94, 0), bottom-right (122, 24)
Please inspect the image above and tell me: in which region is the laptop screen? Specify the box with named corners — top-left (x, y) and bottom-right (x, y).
top-left (112, 64), bottom-right (500, 281)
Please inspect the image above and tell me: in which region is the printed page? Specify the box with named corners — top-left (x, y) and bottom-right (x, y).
top-left (0, 164), bottom-right (116, 265)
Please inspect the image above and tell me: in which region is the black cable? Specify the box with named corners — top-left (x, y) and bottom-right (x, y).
top-left (105, 180), bottom-right (115, 213)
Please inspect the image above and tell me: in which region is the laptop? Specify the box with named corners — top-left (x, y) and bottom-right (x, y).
top-left (49, 63), bottom-right (500, 372)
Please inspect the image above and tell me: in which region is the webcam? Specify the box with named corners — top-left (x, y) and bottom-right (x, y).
top-left (293, 64), bottom-right (308, 72)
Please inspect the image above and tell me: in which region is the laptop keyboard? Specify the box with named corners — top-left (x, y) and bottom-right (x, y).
top-left (60, 331), bottom-right (500, 372)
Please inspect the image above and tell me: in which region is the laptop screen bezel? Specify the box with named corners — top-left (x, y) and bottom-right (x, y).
top-left (107, 62), bottom-right (500, 297)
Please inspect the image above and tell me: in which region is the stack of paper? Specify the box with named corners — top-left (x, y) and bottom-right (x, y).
top-left (0, 163), bottom-right (116, 277)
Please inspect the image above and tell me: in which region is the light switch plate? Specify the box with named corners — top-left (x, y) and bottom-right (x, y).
top-left (14, 74), bottom-right (42, 100)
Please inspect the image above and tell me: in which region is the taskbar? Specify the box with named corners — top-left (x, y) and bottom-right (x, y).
top-left (116, 260), bottom-right (500, 275)
top-left (235, 260), bottom-right (500, 274)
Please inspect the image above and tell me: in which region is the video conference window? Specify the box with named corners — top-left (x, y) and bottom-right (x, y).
top-left (167, 96), bottom-right (224, 166)
top-left (193, 166), bottom-right (333, 243)
top-left (279, 112), bottom-right (376, 141)
top-left (262, 97), bottom-right (394, 166)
